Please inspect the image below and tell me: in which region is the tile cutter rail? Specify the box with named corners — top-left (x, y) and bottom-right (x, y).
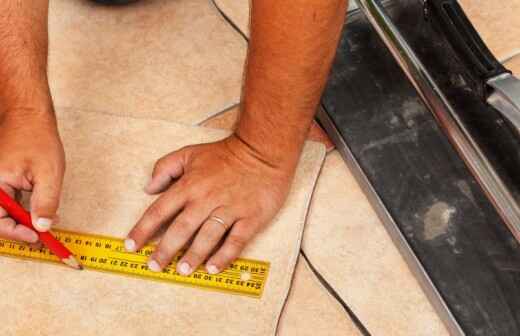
top-left (319, 0), bottom-right (520, 335)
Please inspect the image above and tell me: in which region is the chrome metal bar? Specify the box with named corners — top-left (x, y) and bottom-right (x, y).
top-left (356, 0), bottom-right (520, 247)
top-left (487, 73), bottom-right (520, 132)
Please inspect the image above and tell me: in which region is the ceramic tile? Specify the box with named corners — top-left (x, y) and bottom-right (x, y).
top-left (213, 0), bottom-right (250, 37)
top-left (505, 55), bottom-right (520, 74)
top-left (201, 105), bottom-right (335, 151)
top-left (48, 0), bottom-right (247, 124)
top-left (278, 257), bottom-right (362, 336)
top-left (4, 108), bottom-right (325, 336)
top-left (459, 0), bottom-right (520, 62)
top-left (302, 151), bottom-right (449, 336)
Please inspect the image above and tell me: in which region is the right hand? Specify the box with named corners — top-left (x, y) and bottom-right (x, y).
top-left (0, 110), bottom-right (65, 243)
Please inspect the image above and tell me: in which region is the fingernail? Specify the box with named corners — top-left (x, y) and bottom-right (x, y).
top-left (124, 238), bottom-right (136, 252)
top-left (206, 264), bottom-right (219, 275)
top-left (147, 259), bottom-right (161, 272)
top-left (34, 218), bottom-right (52, 232)
top-left (177, 262), bottom-right (192, 276)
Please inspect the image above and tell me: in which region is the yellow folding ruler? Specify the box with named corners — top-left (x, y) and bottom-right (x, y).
top-left (0, 229), bottom-right (269, 298)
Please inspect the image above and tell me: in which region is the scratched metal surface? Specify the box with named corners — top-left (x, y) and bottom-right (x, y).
top-left (320, 2), bottom-right (520, 335)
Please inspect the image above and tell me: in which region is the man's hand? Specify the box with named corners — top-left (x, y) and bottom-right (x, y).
top-left (126, 0), bottom-right (345, 275)
top-left (0, 112), bottom-right (65, 242)
top-left (126, 135), bottom-right (294, 275)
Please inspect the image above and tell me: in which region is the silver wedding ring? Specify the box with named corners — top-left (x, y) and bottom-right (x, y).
top-left (209, 215), bottom-right (227, 229)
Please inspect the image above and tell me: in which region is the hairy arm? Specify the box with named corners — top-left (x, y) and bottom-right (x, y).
top-left (0, 0), bottom-right (64, 240)
top-left (0, 0), bottom-right (52, 119)
top-left (237, 0), bottom-right (347, 170)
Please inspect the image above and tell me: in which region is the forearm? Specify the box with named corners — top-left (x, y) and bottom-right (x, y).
top-left (236, 0), bottom-right (346, 169)
top-left (0, 0), bottom-right (52, 121)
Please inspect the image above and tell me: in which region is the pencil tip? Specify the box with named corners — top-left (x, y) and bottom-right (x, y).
top-left (62, 255), bottom-right (83, 270)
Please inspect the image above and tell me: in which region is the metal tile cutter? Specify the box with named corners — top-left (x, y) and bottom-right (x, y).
top-left (319, 1), bottom-right (520, 334)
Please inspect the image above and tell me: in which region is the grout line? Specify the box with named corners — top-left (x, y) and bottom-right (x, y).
top-left (499, 49), bottom-right (520, 64)
top-left (196, 102), bottom-right (240, 125)
top-left (209, 0), bottom-right (249, 42)
top-left (54, 105), bottom-right (197, 124)
top-left (273, 151), bottom-right (327, 336)
top-left (301, 251), bottom-right (372, 336)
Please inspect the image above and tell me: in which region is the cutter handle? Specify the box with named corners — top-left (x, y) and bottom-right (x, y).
top-left (427, 0), bottom-right (509, 97)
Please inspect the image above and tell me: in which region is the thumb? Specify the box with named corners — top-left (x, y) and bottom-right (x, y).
top-left (145, 148), bottom-right (189, 195)
top-left (30, 171), bottom-right (63, 232)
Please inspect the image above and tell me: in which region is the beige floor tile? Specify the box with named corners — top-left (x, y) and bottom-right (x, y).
top-left (459, 0), bottom-right (520, 62)
top-left (48, 0), bottom-right (247, 125)
top-left (6, 108), bottom-right (325, 336)
top-left (302, 151), bottom-right (449, 336)
top-left (213, 0), bottom-right (251, 37)
top-left (278, 258), bottom-right (362, 336)
top-left (505, 55), bottom-right (520, 74)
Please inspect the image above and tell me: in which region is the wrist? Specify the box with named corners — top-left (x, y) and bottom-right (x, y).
top-left (0, 78), bottom-right (54, 118)
top-left (231, 127), bottom-right (304, 172)
top-left (0, 103), bottom-right (57, 130)
top-left (1, 97), bottom-right (56, 127)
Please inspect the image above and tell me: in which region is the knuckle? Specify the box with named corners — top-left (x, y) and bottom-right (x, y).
top-left (188, 185), bottom-right (212, 201)
top-left (226, 234), bottom-right (247, 250)
top-left (174, 218), bottom-right (196, 233)
top-left (145, 203), bottom-right (167, 222)
top-left (185, 249), bottom-right (206, 262)
top-left (196, 230), bottom-right (218, 247)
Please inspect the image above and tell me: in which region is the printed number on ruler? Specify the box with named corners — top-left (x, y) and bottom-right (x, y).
top-left (0, 229), bottom-right (270, 298)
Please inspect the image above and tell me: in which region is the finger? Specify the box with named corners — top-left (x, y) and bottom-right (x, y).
top-left (205, 220), bottom-right (257, 274)
top-left (147, 205), bottom-right (211, 273)
top-left (30, 169), bottom-right (63, 232)
top-left (29, 241), bottom-right (43, 250)
top-left (177, 207), bottom-right (236, 275)
top-left (145, 149), bottom-right (188, 195)
top-left (125, 186), bottom-right (187, 252)
top-left (0, 218), bottom-right (39, 243)
top-left (0, 183), bottom-right (16, 218)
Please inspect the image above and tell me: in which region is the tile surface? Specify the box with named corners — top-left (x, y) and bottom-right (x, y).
top-left (48, 0), bottom-right (247, 124)
top-left (279, 257), bottom-right (362, 336)
top-left (506, 55), bottom-right (520, 74)
top-left (459, 0), bottom-right (520, 62)
top-left (5, 109), bottom-right (325, 336)
top-left (302, 151), bottom-right (449, 336)
top-left (213, 0), bottom-right (251, 37)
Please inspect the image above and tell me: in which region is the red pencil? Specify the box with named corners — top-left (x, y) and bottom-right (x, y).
top-left (0, 188), bottom-right (82, 270)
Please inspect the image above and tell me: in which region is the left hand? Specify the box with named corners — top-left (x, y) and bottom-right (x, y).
top-left (125, 135), bottom-right (296, 275)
